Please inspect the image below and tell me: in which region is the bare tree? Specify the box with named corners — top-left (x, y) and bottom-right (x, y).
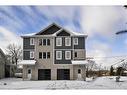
top-left (6, 43), bottom-right (22, 67)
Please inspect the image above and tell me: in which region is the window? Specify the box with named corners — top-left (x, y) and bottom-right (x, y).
top-left (65, 51), bottom-right (71, 60)
top-left (39, 39), bottom-right (42, 45)
top-left (39, 52), bottom-right (42, 59)
top-left (43, 52), bottom-right (46, 59)
top-left (65, 37), bottom-right (71, 46)
top-left (47, 52), bottom-right (50, 59)
top-left (74, 52), bottom-right (77, 57)
top-left (28, 69), bottom-right (31, 74)
top-left (30, 38), bottom-right (34, 45)
top-left (47, 39), bottom-right (50, 45)
top-left (56, 38), bottom-right (62, 46)
top-left (43, 39), bottom-right (46, 46)
top-left (56, 51), bottom-right (62, 60)
top-left (78, 69), bottom-right (81, 74)
top-left (30, 51), bottom-right (34, 59)
top-left (74, 38), bottom-right (78, 45)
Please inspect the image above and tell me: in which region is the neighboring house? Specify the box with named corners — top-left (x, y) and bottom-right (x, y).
top-left (0, 48), bottom-right (6, 79)
top-left (19, 23), bottom-right (88, 80)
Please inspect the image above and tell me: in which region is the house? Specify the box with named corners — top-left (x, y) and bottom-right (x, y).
top-left (0, 48), bottom-right (6, 79)
top-left (19, 23), bottom-right (88, 80)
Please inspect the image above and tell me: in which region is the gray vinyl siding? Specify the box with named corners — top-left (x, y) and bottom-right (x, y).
top-left (54, 50), bottom-right (72, 64)
top-left (23, 51), bottom-right (34, 60)
top-left (74, 37), bottom-right (85, 49)
top-left (23, 38), bottom-right (35, 49)
top-left (55, 37), bottom-right (72, 49)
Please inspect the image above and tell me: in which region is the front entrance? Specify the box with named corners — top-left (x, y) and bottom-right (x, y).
top-left (57, 69), bottom-right (70, 80)
top-left (38, 69), bottom-right (51, 80)
top-left (27, 69), bottom-right (32, 80)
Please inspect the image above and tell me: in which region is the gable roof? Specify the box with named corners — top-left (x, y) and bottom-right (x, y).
top-left (21, 23), bottom-right (87, 37)
top-left (35, 23), bottom-right (61, 35)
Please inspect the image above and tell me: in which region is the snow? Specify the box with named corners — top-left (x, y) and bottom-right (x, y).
top-left (1, 76), bottom-right (127, 89)
top-left (21, 33), bottom-right (36, 36)
top-left (18, 60), bottom-right (36, 65)
top-left (71, 60), bottom-right (88, 65)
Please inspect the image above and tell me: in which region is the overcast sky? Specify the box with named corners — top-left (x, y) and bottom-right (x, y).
top-left (0, 6), bottom-right (127, 67)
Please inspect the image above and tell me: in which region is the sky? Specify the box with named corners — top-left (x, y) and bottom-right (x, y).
top-left (0, 6), bottom-right (127, 67)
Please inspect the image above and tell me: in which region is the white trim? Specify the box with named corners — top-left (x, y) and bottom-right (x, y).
top-left (30, 51), bottom-right (34, 59)
top-left (56, 37), bottom-right (62, 46)
top-left (65, 51), bottom-right (71, 60)
top-left (65, 37), bottom-right (71, 46)
top-left (30, 38), bottom-right (34, 45)
top-left (56, 51), bottom-right (62, 60)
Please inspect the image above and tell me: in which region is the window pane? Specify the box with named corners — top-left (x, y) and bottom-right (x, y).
top-left (47, 39), bottom-right (50, 45)
top-left (47, 52), bottom-right (50, 59)
top-left (43, 39), bottom-right (46, 45)
top-left (56, 38), bottom-right (62, 46)
top-left (65, 51), bottom-right (71, 60)
top-left (39, 52), bottom-right (42, 59)
top-left (65, 38), bottom-right (71, 46)
top-left (56, 51), bottom-right (62, 60)
top-left (74, 52), bottom-right (77, 57)
top-left (39, 39), bottom-right (42, 45)
top-left (43, 52), bottom-right (46, 59)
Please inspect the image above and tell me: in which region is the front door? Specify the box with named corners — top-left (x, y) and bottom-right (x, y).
top-left (27, 69), bottom-right (32, 80)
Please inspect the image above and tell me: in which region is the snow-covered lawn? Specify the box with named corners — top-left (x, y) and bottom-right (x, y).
top-left (0, 76), bottom-right (127, 89)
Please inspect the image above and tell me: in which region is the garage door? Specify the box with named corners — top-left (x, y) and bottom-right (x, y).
top-left (38, 69), bottom-right (51, 80)
top-left (57, 69), bottom-right (70, 80)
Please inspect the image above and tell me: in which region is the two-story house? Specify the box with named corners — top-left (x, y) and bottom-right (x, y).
top-left (19, 23), bottom-right (88, 80)
top-left (0, 48), bottom-right (6, 79)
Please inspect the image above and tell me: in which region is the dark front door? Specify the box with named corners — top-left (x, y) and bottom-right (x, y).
top-left (38, 69), bottom-right (51, 80)
top-left (57, 69), bottom-right (70, 80)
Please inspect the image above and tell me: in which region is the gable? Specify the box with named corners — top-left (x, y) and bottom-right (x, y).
top-left (57, 30), bottom-right (70, 36)
top-left (36, 24), bottom-right (61, 35)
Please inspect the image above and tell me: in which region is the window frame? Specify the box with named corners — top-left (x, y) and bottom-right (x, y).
top-left (30, 51), bottom-right (34, 59)
top-left (39, 52), bottom-right (42, 59)
top-left (65, 37), bottom-right (71, 46)
top-left (43, 52), bottom-right (47, 59)
top-left (30, 38), bottom-right (34, 45)
top-left (65, 51), bottom-right (71, 60)
top-left (73, 38), bottom-right (78, 45)
top-left (56, 37), bottom-right (62, 46)
top-left (56, 51), bottom-right (62, 60)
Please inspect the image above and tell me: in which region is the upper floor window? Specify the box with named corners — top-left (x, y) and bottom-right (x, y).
top-left (30, 51), bottom-right (34, 59)
top-left (30, 38), bottom-right (34, 45)
top-left (40, 52), bottom-right (50, 59)
top-left (39, 39), bottom-right (42, 46)
top-left (39, 52), bottom-right (42, 59)
top-left (74, 38), bottom-right (78, 45)
top-left (74, 52), bottom-right (77, 57)
top-left (47, 39), bottom-right (50, 45)
top-left (56, 37), bottom-right (62, 46)
top-left (56, 51), bottom-right (62, 60)
top-left (39, 39), bottom-right (50, 46)
top-left (43, 52), bottom-right (46, 59)
top-left (65, 51), bottom-right (71, 60)
top-left (43, 39), bottom-right (46, 46)
top-left (65, 37), bottom-right (71, 46)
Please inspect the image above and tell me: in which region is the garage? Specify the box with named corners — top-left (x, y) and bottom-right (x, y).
top-left (57, 69), bottom-right (70, 80)
top-left (38, 69), bottom-right (51, 80)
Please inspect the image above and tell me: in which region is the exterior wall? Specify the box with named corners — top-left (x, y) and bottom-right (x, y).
top-left (73, 49), bottom-right (86, 60)
top-left (0, 51), bottom-right (5, 79)
top-left (23, 38), bottom-right (35, 49)
top-left (55, 37), bottom-right (73, 49)
top-left (73, 65), bottom-right (86, 80)
top-left (54, 50), bottom-right (72, 64)
top-left (74, 37), bottom-right (85, 49)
